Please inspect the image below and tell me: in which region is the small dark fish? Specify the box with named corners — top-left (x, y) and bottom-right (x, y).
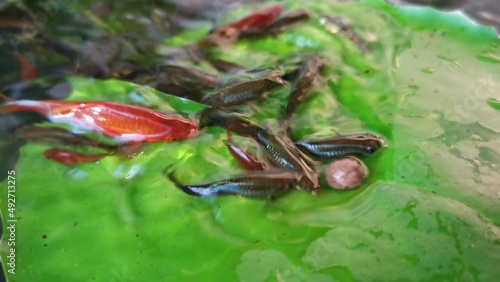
top-left (114, 64), bottom-right (216, 102)
top-left (203, 76), bottom-right (285, 108)
top-left (295, 133), bottom-right (385, 160)
top-left (281, 67), bottom-right (300, 82)
top-left (226, 133), bottom-right (265, 171)
top-left (284, 55), bottom-right (324, 119)
top-left (256, 129), bottom-right (320, 194)
top-left (44, 148), bottom-right (108, 166)
top-left (199, 108), bottom-right (320, 194)
top-left (15, 125), bottom-right (117, 151)
top-left (184, 43), bottom-right (207, 64)
top-left (265, 9), bottom-right (310, 32)
top-left (155, 84), bottom-right (206, 102)
top-left (168, 170), bottom-right (299, 198)
top-left (199, 108), bottom-right (261, 138)
top-left (118, 65), bottom-right (220, 90)
top-left (209, 59), bottom-right (276, 75)
top-left (209, 59), bottom-right (247, 73)
top-left (320, 15), bottom-right (371, 53)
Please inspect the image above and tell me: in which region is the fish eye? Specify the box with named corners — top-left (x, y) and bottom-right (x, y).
top-left (366, 146), bottom-right (376, 153)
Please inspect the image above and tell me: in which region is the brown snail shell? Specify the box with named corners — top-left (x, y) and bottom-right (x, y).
top-left (325, 156), bottom-right (369, 189)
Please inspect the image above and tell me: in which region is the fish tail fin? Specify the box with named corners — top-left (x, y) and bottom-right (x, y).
top-left (0, 98), bottom-right (49, 115)
top-left (0, 93), bottom-right (17, 114)
top-left (0, 100), bottom-right (24, 114)
top-left (163, 165), bottom-right (179, 185)
top-left (12, 52), bottom-right (37, 81)
top-left (268, 73), bottom-right (288, 86)
top-left (0, 92), bottom-right (12, 103)
top-left (175, 182), bottom-right (203, 197)
top-left (165, 168), bottom-right (203, 197)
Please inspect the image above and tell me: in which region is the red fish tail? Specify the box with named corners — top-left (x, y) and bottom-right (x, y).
top-left (12, 52), bottom-right (37, 81)
top-left (44, 148), bottom-right (107, 165)
top-left (226, 133), bottom-right (264, 171)
top-left (0, 100), bottom-right (51, 115)
top-left (0, 102), bottom-right (21, 114)
top-left (0, 92), bottom-right (13, 102)
top-left (229, 5), bottom-right (284, 31)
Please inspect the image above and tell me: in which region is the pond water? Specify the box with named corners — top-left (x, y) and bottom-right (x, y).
top-left (1, 0), bottom-right (499, 281)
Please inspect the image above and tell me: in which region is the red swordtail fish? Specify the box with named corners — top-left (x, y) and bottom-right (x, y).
top-left (0, 95), bottom-right (199, 143)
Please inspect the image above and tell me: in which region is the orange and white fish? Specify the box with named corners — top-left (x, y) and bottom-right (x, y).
top-left (0, 97), bottom-right (199, 143)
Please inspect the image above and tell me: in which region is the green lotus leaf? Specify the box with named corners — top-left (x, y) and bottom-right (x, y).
top-left (1, 0), bottom-right (500, 281)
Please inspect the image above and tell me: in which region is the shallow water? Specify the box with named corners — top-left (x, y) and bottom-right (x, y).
top-left (1, 0), bottom-right (500, 281)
